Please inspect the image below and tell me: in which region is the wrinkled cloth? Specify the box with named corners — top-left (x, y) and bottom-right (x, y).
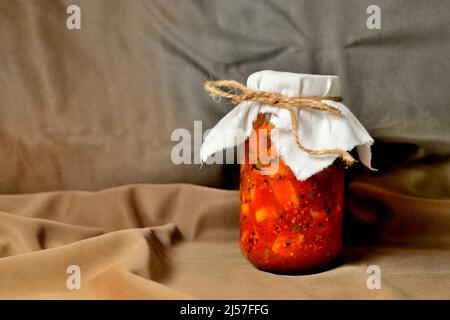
top-left (0, 180), bottom-right (449, 299)
top-left (1, 0), bottom-right (450, 192)
top-left (200, 70), bottom-right (374, 180)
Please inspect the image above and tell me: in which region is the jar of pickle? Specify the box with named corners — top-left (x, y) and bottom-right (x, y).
top-left (201, 70), bottom-right (374, 274)
top-left (239, 113), bottom-right (344, 273)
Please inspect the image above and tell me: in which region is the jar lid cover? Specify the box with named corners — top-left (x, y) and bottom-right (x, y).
top-left (200, 70), bottom-right (375, 180)
top-left (248, 70), bottom-right (341, 97)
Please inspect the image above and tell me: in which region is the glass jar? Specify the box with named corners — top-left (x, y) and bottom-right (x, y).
top-left (239, 113), bottom-right (344, 273)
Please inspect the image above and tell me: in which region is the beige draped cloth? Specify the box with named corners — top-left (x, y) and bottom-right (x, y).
top-left (1, 167), bottom-right (449, 299)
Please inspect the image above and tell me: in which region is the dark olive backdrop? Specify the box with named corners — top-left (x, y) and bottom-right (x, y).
top-left (0, 0), bottom-right (449, 194)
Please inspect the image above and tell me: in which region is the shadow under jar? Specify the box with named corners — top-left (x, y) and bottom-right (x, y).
top-left (240, 114), bottom-right (344, 274)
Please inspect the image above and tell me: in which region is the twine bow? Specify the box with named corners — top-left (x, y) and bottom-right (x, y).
top-left (204, 80), bottom-right (355, 166)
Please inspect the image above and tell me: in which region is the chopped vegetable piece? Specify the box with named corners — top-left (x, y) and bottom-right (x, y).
top-left (255, 207), bottom-right (276, 223)
top-left (272, 180), bottom-right (299, 206)
top-left (241, 203), bottom-right (249, 215)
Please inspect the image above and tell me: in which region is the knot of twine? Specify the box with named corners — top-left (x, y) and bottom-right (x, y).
top-left (204, 80), bottom-right (355, 167)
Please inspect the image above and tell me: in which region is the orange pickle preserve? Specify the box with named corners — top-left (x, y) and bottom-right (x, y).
top-left (240, 114), bottom-right (344, 273)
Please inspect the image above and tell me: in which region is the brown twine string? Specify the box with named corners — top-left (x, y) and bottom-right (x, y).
top-left (204, 80), bottom-right (355, 166)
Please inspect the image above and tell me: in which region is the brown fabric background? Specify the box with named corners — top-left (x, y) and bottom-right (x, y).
top-left (1, 0), bottom-right (449, 192)
top-left (0, 0), bottom-right (449, 299)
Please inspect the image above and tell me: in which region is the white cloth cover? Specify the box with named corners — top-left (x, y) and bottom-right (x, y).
top-left (200, 70), bottom-right (374, 180)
